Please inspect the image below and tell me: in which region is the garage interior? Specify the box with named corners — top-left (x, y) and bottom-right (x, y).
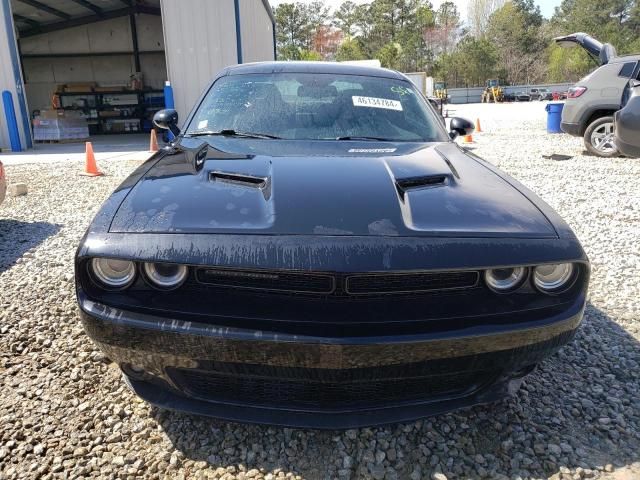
top-left (11, 0), bottom-right (165, 147)
top-left (0, 0), bottom-right (275, 153)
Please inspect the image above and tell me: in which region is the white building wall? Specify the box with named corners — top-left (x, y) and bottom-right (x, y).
top-left (161, 0), bottom-right (238, 122)
top-left (240, 0), bottom-right (275, 63)
top-left (0, 0), bottom-right (31, 151)
top-left (161, 0), bottom-right (275, 123)
top-left (20, 15), bottom-right (166, 113)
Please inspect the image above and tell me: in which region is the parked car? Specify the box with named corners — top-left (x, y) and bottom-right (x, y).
top-left (555, 32), bottom-right (640, 157)
top-left (614, 80), bottom-right (640, 157)
top-left (75, 61), bottom-right (589, 428)
top-left (0, 160), bottom-right (6, 207)
top-left (529, 88), bottom-right (553, 101)
top-left (515, 91), bottom-right (531, 101)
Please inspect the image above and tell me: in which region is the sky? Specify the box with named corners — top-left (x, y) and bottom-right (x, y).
top-left (268, 0), bottom-right (563, 21)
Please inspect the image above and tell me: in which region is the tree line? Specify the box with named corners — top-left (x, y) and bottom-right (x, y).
top-left (273, 0), bottom-right (640, 87)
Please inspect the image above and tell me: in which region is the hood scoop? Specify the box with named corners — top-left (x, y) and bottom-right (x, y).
top-left (395, 174), bottom-right (449, 198)
top-left (210, 170), bottom-right (268, 188)
top-left (209, 170), bottom-right (272, 200)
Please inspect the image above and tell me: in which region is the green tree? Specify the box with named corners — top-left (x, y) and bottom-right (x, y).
top-left (487, 0), bottom-right (547, 84)
top-left (333, 0), bottom-right (359, 37)
top-left (435, 2), bottom-right (461, 55)
top-left (274, 1), bottom-right (328, 60)
top-left (299, 49), bottom-right (323, 61)
top-left (455, 36), bottom-right (498, 86)
top-left (335, 37), bottom-right (367, 61)
top-left (376, 42), bottom-right (404, 69)
top-left (274, 3), bottom-right (309, 59)
top-left (547, 0), bottom-right (639, 81)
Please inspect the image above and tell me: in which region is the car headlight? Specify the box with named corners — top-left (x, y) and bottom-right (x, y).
top-left (142, 262), bottom-right (188, 289)
top-left (91, 258), bottom-right (136, 289)
top-left (533, 263), bottom-right (575, 292)
top-left (484, 267), bottom-right (527, 292)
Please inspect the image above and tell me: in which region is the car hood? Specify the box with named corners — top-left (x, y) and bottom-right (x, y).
top-left (110, 139), bottom-right (557, 238)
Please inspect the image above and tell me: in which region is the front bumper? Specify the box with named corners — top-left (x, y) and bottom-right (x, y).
top-left (78, 292), bottom-right (585, 428)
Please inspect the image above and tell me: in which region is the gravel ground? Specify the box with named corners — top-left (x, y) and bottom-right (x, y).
top-left (1, 102), bottom-right (639, 479)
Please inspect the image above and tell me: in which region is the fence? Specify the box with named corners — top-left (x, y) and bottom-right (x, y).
top-left (447, 83), bottom-right (574, 104)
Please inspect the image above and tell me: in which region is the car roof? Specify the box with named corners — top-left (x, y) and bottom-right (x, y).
top-left (222, 61), bottom-right (406, 81)
top-left (610, 54), bottom-right (640, 63)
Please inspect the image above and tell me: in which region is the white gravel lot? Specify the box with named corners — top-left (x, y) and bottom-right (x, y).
top-left (0, 102), bottom-right (639, 480)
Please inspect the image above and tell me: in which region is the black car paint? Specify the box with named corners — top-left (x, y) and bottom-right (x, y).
top-left (75, 61), bottom-right (589, 428)
top-left (109, 139), bottom-right (557, 238)
top-left (615, 80), bottom-right (640, 157)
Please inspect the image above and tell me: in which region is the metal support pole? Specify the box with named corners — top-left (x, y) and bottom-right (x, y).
top-left (233, 0), bottom-right (243, 64)
top-left (130, 13), bottom-right (140, 72)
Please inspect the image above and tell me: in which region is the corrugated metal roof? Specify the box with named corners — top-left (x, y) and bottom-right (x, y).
top-left (11, 0), bottom-right (160, 32)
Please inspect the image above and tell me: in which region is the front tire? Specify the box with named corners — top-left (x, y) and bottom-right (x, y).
top-left (584, 116), bottom-right (618, 157)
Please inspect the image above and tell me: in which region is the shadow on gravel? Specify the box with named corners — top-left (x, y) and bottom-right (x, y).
top-left (152, 302), bottom-right (639, 479)
top-left (0, 220), bottom-right (61, 274)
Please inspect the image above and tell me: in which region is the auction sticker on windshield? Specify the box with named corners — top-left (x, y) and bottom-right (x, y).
top-left (352, 96), bottom-right (403, 111)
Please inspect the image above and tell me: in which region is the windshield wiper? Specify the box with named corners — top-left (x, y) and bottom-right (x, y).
top-left (187, 129), bottom-right (281, 139)
top-left (335, 135), bottom-right (392, 141)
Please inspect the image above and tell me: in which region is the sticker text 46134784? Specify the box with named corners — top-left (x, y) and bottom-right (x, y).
top-left (352, 96), bottom-right (403, 111)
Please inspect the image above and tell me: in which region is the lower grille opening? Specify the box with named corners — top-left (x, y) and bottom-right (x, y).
top-left (168, 367), bottom-right (492, 409)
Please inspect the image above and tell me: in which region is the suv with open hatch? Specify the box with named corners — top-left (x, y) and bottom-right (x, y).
top-left (555, 32), bottom-right (640, 157)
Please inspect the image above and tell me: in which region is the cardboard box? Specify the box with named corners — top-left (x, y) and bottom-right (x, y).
top-left (98, 110), bottom-right (121, 118)
top-left (64, 82), bottom-right (96, 93)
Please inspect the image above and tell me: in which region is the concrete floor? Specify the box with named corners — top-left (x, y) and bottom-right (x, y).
top-left (0, 133), bottom-right (154, 166)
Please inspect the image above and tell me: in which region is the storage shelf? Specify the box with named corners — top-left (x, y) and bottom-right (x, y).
top-left (57, 89), bottom-right (164, 134)
top-left (59, 89), bottom-right (163, 96)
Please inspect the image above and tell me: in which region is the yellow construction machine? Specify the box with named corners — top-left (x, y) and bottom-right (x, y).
top-left (434, 81), bottom-right (448, 104)
top-left (481, 79), bottom-right (504, 103)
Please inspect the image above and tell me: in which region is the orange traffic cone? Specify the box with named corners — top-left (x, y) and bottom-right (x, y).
top-left (475, 118), bottom-right (482, 132)
top-left (149, 129), bottom-right (159, 152)
top-left (463, 134), bottom-right (474, 144)
top-left (81, 142), bottom-right (103, 176)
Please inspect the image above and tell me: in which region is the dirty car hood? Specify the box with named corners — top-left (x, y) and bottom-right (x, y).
top-left (110, 140), bottom-right (557, 238)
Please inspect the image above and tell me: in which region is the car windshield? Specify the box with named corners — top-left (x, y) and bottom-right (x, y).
top-left (186, 73), bottom-right (446, 142)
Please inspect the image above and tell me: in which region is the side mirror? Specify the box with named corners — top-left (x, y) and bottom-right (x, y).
top-left (449, 117), bottom-right (475, 139)
top-left (153, 109), bottom-right (180, 137)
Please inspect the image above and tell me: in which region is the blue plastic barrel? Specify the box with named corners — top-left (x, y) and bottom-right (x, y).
top-left (2, 90), bottom-right (22, 152)
top-left (545, 102), bottom-right (564, 134)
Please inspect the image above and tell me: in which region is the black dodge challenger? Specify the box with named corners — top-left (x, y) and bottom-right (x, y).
top-left (76, 62), bottom-right (589, 428)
